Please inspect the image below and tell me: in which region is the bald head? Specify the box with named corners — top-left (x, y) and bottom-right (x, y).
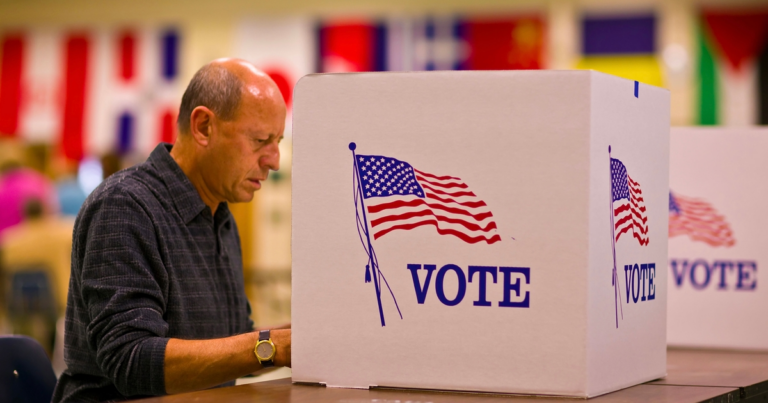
top-left (176, 58), bottom-right (285, 135)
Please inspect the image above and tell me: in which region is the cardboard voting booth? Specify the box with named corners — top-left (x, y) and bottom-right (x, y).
top-left (292, 71), bottom-right (669, 397)
top-left (668, 127), bottom-right (768, 350)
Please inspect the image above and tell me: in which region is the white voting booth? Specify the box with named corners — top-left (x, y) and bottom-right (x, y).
top-left (668, 127), bottom-right (768, 350)
top-left (291, 71), bottom-right (669, 397)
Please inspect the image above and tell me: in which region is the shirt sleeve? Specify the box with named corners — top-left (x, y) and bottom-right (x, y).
top-left (78, 187), bottom-right (169, 396)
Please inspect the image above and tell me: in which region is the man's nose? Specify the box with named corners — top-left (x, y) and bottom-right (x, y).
top-left (260, 142), bottom-right (280, 172)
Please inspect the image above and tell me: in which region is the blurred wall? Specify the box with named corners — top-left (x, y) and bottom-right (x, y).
top-left (2, 0), bottom-right (766, 123)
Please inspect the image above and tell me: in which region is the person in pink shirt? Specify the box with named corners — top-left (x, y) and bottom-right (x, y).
top-left (0, 162), bottom-right (59, 234)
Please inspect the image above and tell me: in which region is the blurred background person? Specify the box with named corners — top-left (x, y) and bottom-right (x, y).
top-left (1, 197), bottom-right (73, 356)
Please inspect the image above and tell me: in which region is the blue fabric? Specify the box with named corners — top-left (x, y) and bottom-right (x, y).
top-left (161, 29), bottom-right (179, 80)
top-left (582, 14), bottom-right (656, 55)
top-left (117, 112), bottom-right (134, 155)
top-left (56, 179), bottom-right (87, 216)
top-left (0, 336), bottom-right (57, 403)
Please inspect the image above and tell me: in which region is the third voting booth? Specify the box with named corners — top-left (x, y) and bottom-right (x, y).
top-left (668, 127), bottom-right (768, 350)
top-left (292, 71), bottom-right (670, 397)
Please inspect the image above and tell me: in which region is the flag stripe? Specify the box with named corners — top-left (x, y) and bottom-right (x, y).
top-left (119, 31), bottom-right (135, 81)
top-left (160, 108), bottom-right (175, 144)
top-left (370, 209), bottom-right (498, 232)
top-left (413, 168), bottom-right (459, 181)
top-left (373, 218), bottom-right (502, 244)
top-left (117, 111), bottom-right (134, 154)
top-left (368, 197), bottom-right (494, 221)
top-left (426, 192), bottom-right (487, 208)
top-left (161, 29), bottom-right (179, 80)
top-left (0, 34), bottom-right (24, 136)
top-left (61, 34), bottom-right (89, 161)
top-left (420, 183), bottom-right (476, 197)
top-left (416, 175), bottom-right (468, 189)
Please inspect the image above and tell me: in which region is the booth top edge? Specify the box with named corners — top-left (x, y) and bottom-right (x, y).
top-left (295, 69), bottom-right (669, 93)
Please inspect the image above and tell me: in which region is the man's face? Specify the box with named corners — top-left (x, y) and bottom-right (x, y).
top-left (205, 90), bottom-right (286, 204)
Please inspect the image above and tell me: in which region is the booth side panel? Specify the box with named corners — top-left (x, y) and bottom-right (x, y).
top-left (586, 73), bottom-right (670, 397)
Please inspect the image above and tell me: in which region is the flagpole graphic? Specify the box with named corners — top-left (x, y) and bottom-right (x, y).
top-left (350, 142), bottom-right (402, 327)
top-left (608, 146), bottom-right (624, 329)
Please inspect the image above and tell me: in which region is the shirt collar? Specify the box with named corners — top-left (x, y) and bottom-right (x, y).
top-left (148, 143), bottom-right (216, 224)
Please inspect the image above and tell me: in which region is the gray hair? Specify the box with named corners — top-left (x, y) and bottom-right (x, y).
top-left (176, 63), bottom-right (244, 134)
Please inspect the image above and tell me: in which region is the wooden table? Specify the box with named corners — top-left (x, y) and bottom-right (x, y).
top-left (650, 348), bottom-right (768, 401)
top-left (137, 348), bottom-right (768, 403)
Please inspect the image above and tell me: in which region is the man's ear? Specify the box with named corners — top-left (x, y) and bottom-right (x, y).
top-left (189, 106), bottom-right (215, 146)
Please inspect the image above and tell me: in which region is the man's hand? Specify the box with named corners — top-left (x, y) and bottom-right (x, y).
top-left (164, 327), bottom-right (291, 394)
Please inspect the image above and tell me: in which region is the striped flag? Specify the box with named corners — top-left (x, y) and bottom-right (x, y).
top-left (611, 157), bottom-right (649, 246)
top-left (669, 191), bottom-right (735, 247)
top-left (0, 27), bottom-right (180, 159)
top-left (576, 14), bottom-right (663, 88)
top-left (697, 9), bottom-right (768, 125)
top-left (89, 27), bottom-right (181, 157)
top-left (317, 20), bottom-right (387, 73)
top-left (409, 15), bottom-right (545, 72)
top-left (355, 154), bottom-right (501, 245)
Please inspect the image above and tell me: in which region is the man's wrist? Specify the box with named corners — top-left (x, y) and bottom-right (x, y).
top-left (269, 329), bottom-right (291, 368)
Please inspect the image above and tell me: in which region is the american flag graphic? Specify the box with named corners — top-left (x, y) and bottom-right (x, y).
top-left (355, 154), bottom-right (501, 245)
top-left (669, 191), bottom-right (735, 247)
top-left (611, 157), bottom-right (649, 246)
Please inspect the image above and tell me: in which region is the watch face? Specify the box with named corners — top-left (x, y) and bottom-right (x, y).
top-left (257, 342), bottom-right (274, 360)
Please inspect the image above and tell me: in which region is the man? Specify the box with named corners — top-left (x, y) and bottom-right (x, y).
top-left (52, 59), bottom-right (291, 402)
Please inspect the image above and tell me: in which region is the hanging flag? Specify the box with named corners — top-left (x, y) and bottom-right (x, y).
top-left (669, 191), bottom-right (735, 247)
top-left (0, 34), bottom-right (24, 137)
top-left (703, 11), bottom-right (768, 72)
top-left (0, 27), bottom-right (182, 158)
top-left (410, 16), bottom-right (463, 71)
top-left (697, 9), bottom-right (768, 126)
top-left (409, 15), bottom-right (546, 72)
top-left (317, 20), bottom-right (387, 72)
top-left (457, 16), bottom-right (545, 70)
top-left (85, 27), bottom-right (182, 157)
top-left (576, 14), bottom-right (663, 87)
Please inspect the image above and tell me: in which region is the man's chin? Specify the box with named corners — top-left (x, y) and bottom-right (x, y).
top-left (228, 190), bottom-right (256, 204)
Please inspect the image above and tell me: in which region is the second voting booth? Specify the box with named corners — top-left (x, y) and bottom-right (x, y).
top-left (291, 71), bottom-right (670, 397)
top-left (668, 127), bottom-right (768, 351)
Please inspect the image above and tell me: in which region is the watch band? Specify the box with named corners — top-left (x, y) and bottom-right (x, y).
top-left (257, 330), bottom-right (274, 367)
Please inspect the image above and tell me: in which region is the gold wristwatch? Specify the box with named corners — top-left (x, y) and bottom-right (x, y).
top-left (254, 330), bottom-right (276, 367)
